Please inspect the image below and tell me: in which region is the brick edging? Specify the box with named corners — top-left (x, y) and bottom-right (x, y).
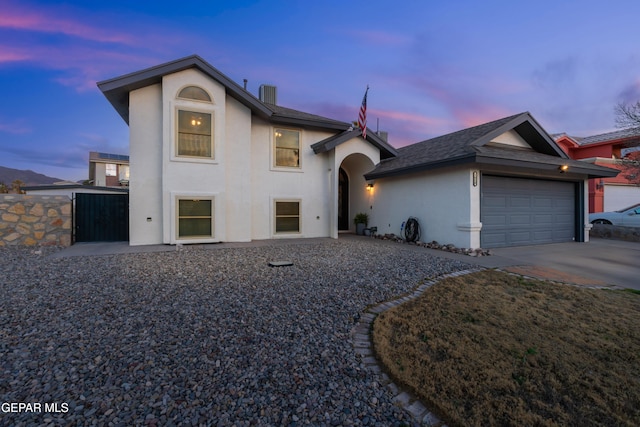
top-left (352, 269), bottom-right (482, 426)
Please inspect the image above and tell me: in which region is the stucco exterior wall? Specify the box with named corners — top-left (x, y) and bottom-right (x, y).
top-left (369, 167), bottom-right (478, 248)
top-left (161, 69), bottom-right (228, 244)
top-left (250, 121), bottom-right (335, 240)
top-left (129, 84), bottom-right (163, 245)
top-left (127, 68), bottom-right (372, 245)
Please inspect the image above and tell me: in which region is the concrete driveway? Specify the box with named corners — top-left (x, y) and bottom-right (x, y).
top-left (474, 238), bottom-right (640, 290)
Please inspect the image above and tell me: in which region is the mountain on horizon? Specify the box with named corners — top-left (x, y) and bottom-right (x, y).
top-left (0, 165), bottom-right (66, 186)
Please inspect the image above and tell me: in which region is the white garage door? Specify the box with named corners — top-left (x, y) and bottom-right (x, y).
top-left (604, 184), bottom-right (640, 212)
top-left (481, 176), bottom-right (575, 248)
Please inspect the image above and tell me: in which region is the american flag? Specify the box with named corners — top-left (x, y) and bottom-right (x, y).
top-left (358, 86), bottom-right (368, 138)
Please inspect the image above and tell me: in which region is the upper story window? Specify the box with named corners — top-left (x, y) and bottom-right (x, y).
top-left (105, 163), bottom-right (117, 176)
top-left (175, 85), bottom-right (214, 160)
top-left (178, 86), bottom-right (212, 102)
top-left (177, 110), bottom-right (213, 158)
top-left (274, 128), bottom-right (300, 168)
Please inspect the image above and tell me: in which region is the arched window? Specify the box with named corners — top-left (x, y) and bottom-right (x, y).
top-left (177, 86), bottom-right (212, 102)
top-left (175, 85), bottom-right (214, 159)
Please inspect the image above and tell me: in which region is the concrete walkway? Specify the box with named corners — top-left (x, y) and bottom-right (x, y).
top-left (52, 235), bottom-right (640, 290)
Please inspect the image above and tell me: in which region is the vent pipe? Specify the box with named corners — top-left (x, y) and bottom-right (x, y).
top-left (243, 79), bottom-right (248, 90)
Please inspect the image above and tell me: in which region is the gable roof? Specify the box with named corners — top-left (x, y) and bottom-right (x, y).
top-left (365, 112), bottom-right (618, 180)
top-left (97, 55), bottom-right (352, 132)
top-left (98, 55), bottom-right (271, 124)
top-left (311, 128), bottom-right (397, 159)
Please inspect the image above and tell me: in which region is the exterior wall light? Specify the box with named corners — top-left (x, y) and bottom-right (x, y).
top-left (366, 183), bottom-right (374, 191)
top-left (559, 165), bottom-right (569, 173)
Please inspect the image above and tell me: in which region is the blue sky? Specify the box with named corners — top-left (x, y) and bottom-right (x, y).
top-left (1, 0), bottom-right (640, 181)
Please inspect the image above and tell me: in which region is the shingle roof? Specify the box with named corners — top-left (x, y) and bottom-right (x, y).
top-left (264, 103), bottom-right (349, 130)
top-left (576, 127), bottom-right (640, 146)
top-left (97, 55), bottom-right (350, 132)
top-left (365, 112), bottom-right (618, 180)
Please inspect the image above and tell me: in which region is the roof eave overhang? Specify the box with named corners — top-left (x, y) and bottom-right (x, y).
top-left (364, 155), bottom-right (475, 180)
top-left (471, 113), bottom-right (568, 158)
top-left (311, 128), bottom-right (398, 159)
top-left (97, 55), bottom-right (273, 125)
top-left (271, 116), bottom-right (349, 132)
top-left (475, 155), bottom-right (620, 179)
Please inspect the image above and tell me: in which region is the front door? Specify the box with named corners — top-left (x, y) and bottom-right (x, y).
top-left (338, 168), bottom-right (349, 230)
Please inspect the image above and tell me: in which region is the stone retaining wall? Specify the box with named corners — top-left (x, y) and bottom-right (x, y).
top-left (590, 223), bottom-right (640, 242)
top-left (0, 195), bottom-right (72, 247)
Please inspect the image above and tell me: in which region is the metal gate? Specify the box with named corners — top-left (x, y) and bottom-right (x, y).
top-left (74, 193), bottom-right (129, 242)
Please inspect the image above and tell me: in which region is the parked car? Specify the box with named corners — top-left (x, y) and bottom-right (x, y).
top-left (589, 203), bottom-right (640, 226)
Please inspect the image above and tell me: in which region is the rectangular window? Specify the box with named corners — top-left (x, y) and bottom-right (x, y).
top-left (177, 110), bottom-right (212, 158)
top-left (105, 163), bottom-right (117, 177)
top-left (178, 199), bottom-right (213, 238)
top-left (119, 165), bottom-right (130, 182)
top-left (275, 200), bottom-right (300, 233)
top-left (274, 128), bottom-right (300, 168)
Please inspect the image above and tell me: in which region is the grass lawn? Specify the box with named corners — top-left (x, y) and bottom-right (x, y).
top-left (372, 270), bottom-right (640, 427)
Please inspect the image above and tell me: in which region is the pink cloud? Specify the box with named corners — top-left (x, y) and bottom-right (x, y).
top-left (0, 42), bottom-right (161, 91)
top-left (0, 3), bottom-right (136, 45)
top-left (0, 121), bottom-right (31, 135)
top-left (0, 48), bottom-right (31, 63)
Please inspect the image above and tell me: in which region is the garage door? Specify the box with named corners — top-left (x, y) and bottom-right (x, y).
top-left (481, 176), bottom-right (575, 248)
top-left (604, 184), bottom-right (640, 212)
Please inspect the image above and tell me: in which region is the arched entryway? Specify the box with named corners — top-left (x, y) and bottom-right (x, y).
top-left (338, 153), bottom-right (375, 233)
top-left (338, 168), bottom-right (349, 230)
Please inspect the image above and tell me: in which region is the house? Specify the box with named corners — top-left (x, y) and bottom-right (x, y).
top-left (555, 129), bottom-right (640, 212)
top-left (98, 55), bottom-right (396, 246)
top-left (88, 151), bottom-right (130, 187)
top-left (98, 55), bottom-right (617, 248)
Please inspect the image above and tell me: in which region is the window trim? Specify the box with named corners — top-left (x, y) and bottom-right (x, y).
top-left (177, 85), bottom-right (213, 103)
top-left (273, 199), bottom-right (301, 235)
top-left (173, 194), bottom-right (216, 243)
top-left (272, 127), bottom-right (302, 171)
top-left (174, 107), bottom-right (215, 160)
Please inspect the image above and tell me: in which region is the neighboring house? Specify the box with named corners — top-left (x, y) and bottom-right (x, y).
top-left (555, 129), bottom-right (640, 213)
top-left (89, 151), bottom-right (130, 187)
top-left (98, 55), bottom-right (617, 248)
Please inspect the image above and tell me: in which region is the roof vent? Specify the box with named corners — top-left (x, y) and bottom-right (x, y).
top-left (259, 84), bottom-right (277, 105)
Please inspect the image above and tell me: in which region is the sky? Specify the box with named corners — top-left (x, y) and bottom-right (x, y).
top-left (1, 0), bottom-right (640, 182)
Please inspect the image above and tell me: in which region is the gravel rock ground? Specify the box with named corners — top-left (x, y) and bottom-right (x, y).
top-left (0, 239), bottom-right (473, 426)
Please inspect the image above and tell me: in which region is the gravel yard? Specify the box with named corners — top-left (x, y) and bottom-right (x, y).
top-left (1, 238), bottom-right (473, 426)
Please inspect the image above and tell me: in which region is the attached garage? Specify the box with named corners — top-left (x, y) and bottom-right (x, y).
top-left (365, 112), bottom-right (619, 249)
top-left (481, 176), bottom-right (576, 248)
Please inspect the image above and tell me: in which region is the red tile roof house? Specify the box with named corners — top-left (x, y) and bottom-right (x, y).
top-left (555, 129), bottom-right (640, 213)
top-left (97, 55), bottom-right (618, 249)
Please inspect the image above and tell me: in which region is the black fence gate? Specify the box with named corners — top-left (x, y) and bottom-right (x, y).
top-left (74, 193), bottom-right (129, 242)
